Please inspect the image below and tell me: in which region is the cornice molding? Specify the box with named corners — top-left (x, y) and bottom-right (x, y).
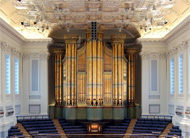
top-left (138, 15), bottom-right (190, 44)
top-left (23, 39), bottom-right (51, 47)
top-left (0, 17), bottom-right (51, 46)
top-left (0, 17), bottom-right (25, 44)
top-left (138, 38), bottom-right (164, 43)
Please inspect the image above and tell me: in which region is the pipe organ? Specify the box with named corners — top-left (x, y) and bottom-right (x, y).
top-left (50, 31), bottom-right (139, 119)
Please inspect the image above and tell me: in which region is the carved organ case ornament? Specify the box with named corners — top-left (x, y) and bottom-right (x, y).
top-left (55, 31), bottom-right (136, 107)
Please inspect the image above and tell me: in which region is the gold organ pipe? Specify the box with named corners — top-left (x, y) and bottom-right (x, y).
top-left (57, 54), bottom-right (59, 104)
top-left (121, 44), bottom-right (124, 103)
top-left (97, 40), bottom-right (100, 105)
top-left (68, 45), bottom-right (71, 105)
top-left (100, 41), bottom-right (103, 104)
top-left (128, 54), bottom-right (131, 103)
top-left (72, 44), bottom-right (74, 105)
top-left (112, 44), bottom-right (115, 104)
top-left (114, 44), bottom-right (117, 103)
top-left (52, 48), bottom-right (64, 105)
top-left (131, 54), bottom-right (133, 103)
top-left (126, 48), bottom-right (138, 105)
top-left (86, 30), bottom-right (103, 106)
top-left (93, 40), bottom-right (96, 104)
top-left (118, 44), bottom-right (121, 103)
top-left (111, 34), bottom-right (126, 106)
top-left (64, 34), bottom-right (78, 106)
top-left (59, 54), bottom-right (61, 104)
top-left (55, 55), bottom-right (57, 104)
top-left (89, 41), bottom-right (92, 104)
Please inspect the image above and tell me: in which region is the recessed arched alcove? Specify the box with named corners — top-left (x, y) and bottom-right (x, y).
top-left (48, 24), bottom-right (142, 120)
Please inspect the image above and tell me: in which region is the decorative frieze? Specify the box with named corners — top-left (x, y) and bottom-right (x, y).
top-left (166, 41), bottom-right (188, 57)
top-left (140, 51), bottom-right (167, 59)
top-left (0, 41), bottom-right (22, 58)
top-left (22, 53), bottom-right (49, 60)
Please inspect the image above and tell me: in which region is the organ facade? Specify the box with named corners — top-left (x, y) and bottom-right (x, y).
top-left (49, 30), bottom-right (139, 120)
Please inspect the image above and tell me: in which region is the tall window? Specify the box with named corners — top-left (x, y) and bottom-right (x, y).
top-left (179, 54), bottom-right (183, 94)
top-left (15, 58), bottom-right (19, 94)
top-left (170, 58), bottom-right (174, 94)
top-left (5, 54), bottom-right (10, 94)
top-left (32, 60), bottom-right (39, 91)
top-left (151, 60), bottom-right (157, 91)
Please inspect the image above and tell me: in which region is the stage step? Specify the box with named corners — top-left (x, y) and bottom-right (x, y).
top-left (123, 118), bottom-right (137, 138)
top-left (16, 123), bottom-right (31, 137)
top-left (53, 119), bottom-right (67, 138)
top-left (159, 123), bottom-right (173, 138)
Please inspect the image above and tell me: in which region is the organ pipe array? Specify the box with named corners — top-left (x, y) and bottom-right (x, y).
top-left (52, 48), bottom-right (64, 105)
top-left (52, 32), bottom-right (138, 107)
top-left (111, 34), bottom-right (126, 106)
top-left (86, 30), bottom-right (103, 106)
top-left (126, 48), bottom-right (138, 105)
top-left (64, 35), bottom-right (78, 106)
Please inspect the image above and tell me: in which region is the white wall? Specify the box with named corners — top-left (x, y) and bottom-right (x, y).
top-left (22, 41), bottom-right (49, 115)
top-left (139, 39), bottom-right (168, 115)
top-left (0, 17), bottom-right (23, 138)
top-left (140, 15), bottom-right (190, 137)
top-left (165, 15), bottom-right (190, 137)
top-left (0, 17), bottom-right (50, 138)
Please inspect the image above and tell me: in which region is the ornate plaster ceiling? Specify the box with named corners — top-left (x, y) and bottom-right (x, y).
top-left (0, 0), bottom-right (190, 39)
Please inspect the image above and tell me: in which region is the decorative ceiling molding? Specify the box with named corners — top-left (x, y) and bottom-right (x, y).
top-left (164, 14), bottom-right (190, 44)
top-left (0, 17), bottom-right (25, 44)
top-left (0, 0), bottom-right (179, 38)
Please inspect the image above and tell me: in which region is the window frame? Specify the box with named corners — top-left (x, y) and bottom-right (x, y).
top-left (14, 58), bottom-right (19, 95)
top-left (170, 58), bottom-right (175, 94)
top-left (178, 54), bottom-right (184, 94)
top-left (5, 54), bottom-right (11, 94)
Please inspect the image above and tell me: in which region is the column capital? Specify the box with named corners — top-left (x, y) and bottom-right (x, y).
top-left (51, 48), bottom-right (64, 54)
top-left (63, 34), bottom-right (79, 44)
top-left (111, 34), bottom-right (126, 43)
top-left (125, 48), bottom-right (139, 55)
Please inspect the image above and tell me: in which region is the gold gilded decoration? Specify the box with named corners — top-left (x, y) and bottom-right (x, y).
top-left (111, 34), bottom-right (126, 106)
top-left (111, 34), bottom-right (126, 43)
top-left (52, 48), bottom-right (64, 105)
top-left (63, 34), bottom-right (79, 43)
top-left (51, 32), bottom-right (138, 108)
top-left (86, 30), bottom-right (103, 106)
top-left (64, 34), bottom-right (79, 106)
top-left (126, 48), bottom-right (138, 105)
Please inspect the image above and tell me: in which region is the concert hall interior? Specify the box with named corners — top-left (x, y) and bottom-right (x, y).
top-left (0, 0), bottom-right (190, 137)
